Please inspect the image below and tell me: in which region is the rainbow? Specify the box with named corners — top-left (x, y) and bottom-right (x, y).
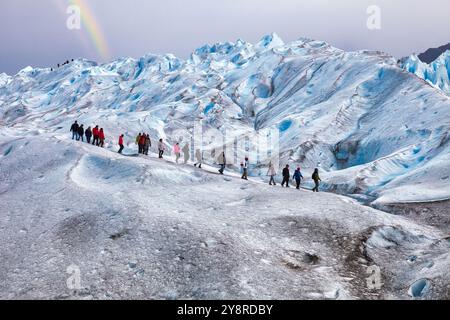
top-left (54, 0), bottom-right (112, 61)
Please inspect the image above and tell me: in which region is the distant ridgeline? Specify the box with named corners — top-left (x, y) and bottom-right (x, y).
top-left (400, 48), bottom-right (450, 96)
top-left (418, 43), bottom-right (450, 64)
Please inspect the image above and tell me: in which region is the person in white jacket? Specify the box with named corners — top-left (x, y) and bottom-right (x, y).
top-left (267, 162), bottom-right (277, 186)
top-left (194, 149), bottom-right (203, 168)
top-left (182, 142), bottom-right (190, 164)
top-left (158, 139), bottom-right (166, 159)
top-left (218, 151), bottom-right (226, 174)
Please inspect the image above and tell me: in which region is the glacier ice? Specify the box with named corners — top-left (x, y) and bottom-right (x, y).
top-left (401, 51), bottom-right (450, 95)
top-left (1, 34), bottom-right (450, 205)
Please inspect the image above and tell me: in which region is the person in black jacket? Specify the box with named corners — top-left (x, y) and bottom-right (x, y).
top-left (281, 165), bottom-right (290, 187)
top-left (70, 121), bottom-right (79, 140)
top-left (77, 125), bottom-right (84, 142)
top-left (312, 168), bottom-right (321, 192)
top-left (85, 126), bottom-right (92, 144)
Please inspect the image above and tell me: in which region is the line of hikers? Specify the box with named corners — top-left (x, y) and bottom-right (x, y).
top-left (218, 153), bottom-right (321, 191)
top-left (271, 163), bottom-right (321, 192)
top-left (70, 121), bottom-right (105, 147)
top-left (138, 137), bottom-right (321, 192)
top-left (152, 138), bottom-right (203, 167)
top-left (50, 59), bottom-right (75, 72)
top-left (70, 121), bottom-right (322, 192)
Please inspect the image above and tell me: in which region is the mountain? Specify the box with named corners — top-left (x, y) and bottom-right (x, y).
top-left (401, 51), bottom-right (450, 95)
top-left (1, 34), bottom-right (449, 299)
top-left (0, 73), bottom-right (10, 87)
top-left (1, 33), bottom-right (449, 207)
top-left (418, 43), bottom-right (450, 64)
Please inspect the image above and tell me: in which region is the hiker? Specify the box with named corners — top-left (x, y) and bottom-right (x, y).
top-left (281, 165), bottom-right (290, 188)
top-left (312, 168), bottom-right (321, 192)
top-left (85, 126), bottom-right (92, 144)
top-left (173, 143), bottom-right (181, 164)
top-left (77, 125), bottom-right (84, 142)
top-left (267, 162), bottom-right (277, 186)
top-left (293, 167), bottom-right (304, 190)
top-left (194, 149), bottom-right (202, 168)
top-left (218, 151), bottom-right (226, 174)
top-left (70, 121), bottom-right (79, 140)
top-left (139, 134), bottom-right (146, 154)
top-left (136, 133), bottom-right (142, 153)
top-left (182, 142), bottom-right (190, 164)
top-left (241, 157), bottom-right (249, 180)
top-left (92, 125), bottom-right (100, 146)
top-left (118, 134), bottom-right (124, 154)
top-left (158, 139), bottom-right (166, 158)
top-left (98, 128), bottom-right (105, 147)
top-left (144, 134), bottom-right (151, 155)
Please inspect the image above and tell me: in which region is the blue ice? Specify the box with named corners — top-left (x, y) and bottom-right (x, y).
top-left (204, 102), bottom-right (215, 114)
top-left (279, 119), bottom-right (292, 132)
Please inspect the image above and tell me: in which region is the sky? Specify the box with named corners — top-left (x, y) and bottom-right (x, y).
top-left (1, 0), bottom-right (450, 75)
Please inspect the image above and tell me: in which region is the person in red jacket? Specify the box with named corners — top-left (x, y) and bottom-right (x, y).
top-left (118, 134), bottom-right (124, 154)
top-left (98, 128), bottom-right (105, 147)
top-left (92, 125), bottom-right (100, 146)
top-left (139, 133), bottom-right (146, 154)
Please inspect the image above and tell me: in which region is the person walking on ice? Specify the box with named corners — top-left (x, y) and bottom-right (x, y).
top-left (173, 143), bottom-right (181, 164)
top-left (70, 121), bottom-right (79, 140)
top-left (312, 168), bottom-right (321, 192)
top-left (281, 165), bottom-right (290, 188)
top-left (144, 134), bottom-right (151, 155)
top-left (92, 125), bottom-right (100, 146)
top-left (77, 125), bottom-right (84, 142)
top-left (241, 157), bottom-right (249, 180)
top-left (293, 167), bottom-right (304, 190)
top-left (267, 162), bottom-right (277, 186)
top-left (194, 149), bottom-right (203, 168)
top-left (218, 151), bottom-right (226, 174)
top-left (139, 134), bottom-right (146, 154)
top-left (182, 142), bottom-right (190, 164)
top-left (85, 126), bottom-right (92, 144)
top-left (98, 128), bottom-right (105, 148)
top-left (118, 134), bottom-right (124, 154)
top-left (136, 133), bottom-right (142, 153)
top-left (158, 139), bottom-right (166, 159)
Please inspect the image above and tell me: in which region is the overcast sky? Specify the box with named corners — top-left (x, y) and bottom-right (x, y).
top-left (1, 0), bottom-right (449, 75)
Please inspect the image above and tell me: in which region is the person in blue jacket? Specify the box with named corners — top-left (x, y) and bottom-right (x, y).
top-left (293, 167), bottom-right (304, 190)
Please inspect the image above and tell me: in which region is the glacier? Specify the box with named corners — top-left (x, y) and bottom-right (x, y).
top-left (0, 33), bottom-right (449, 299)
top-left (401, 50), bottom-right (450, 95)
top-left (1, 33), bottom-right (449, 206)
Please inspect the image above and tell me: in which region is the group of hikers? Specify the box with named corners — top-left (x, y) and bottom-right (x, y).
top-left (209, 151), bottom-right (321, 191)
top-left (275, 164), bottom-right (321, 191)
top-left (70, 121), bottom-right (105, 147)
top-left (70, 121), bottom-right (322, 192)
top-left (50, 59), bottom-right (74, 72)
top-left (135, 133), bottom-right (152, 155)
top-left (159, 140), bottom-right (203, 167)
